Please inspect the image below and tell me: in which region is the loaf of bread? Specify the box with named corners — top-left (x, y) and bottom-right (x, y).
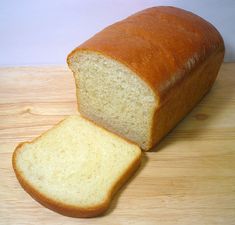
top-left (12, 115), bottom-right (141, 217)
top-left (67, 6), bottom-right (224, 150)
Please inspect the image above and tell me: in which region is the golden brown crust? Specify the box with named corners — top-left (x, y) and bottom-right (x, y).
top-left (149, 49), bottom-right (224, 149)
top-left (12, 116), bottom-right (141, 218)
top-left (67, 6), bottom-right (224, 103)
top-left (67, 6), bottom-right (225, 150)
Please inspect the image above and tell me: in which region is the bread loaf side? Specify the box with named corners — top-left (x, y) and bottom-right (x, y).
top-left (67, 6), bottom-right (225, 150)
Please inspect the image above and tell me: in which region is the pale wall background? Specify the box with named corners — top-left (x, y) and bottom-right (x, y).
top-left (0, 0), bottom-right (235, 66)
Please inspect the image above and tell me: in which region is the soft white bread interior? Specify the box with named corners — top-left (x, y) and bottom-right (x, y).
top-left (12, 115), bottom-right (141, 217)
top-left (69, 51), bottom-right (157, 150)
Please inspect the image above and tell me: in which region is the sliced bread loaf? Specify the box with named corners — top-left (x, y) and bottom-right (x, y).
top-left (67, 6), bottom-right (224, 150)
top-left (12, 115), bottom-right (141, 217)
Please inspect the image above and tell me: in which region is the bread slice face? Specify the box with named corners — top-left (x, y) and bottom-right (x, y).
top-left (12, 115), bottom-right (141, 217)
top-left (68, 51), bottom-right (157, 150)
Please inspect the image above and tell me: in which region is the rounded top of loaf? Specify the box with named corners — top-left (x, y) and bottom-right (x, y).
top-left (68, 6), bottom-right (225, 103)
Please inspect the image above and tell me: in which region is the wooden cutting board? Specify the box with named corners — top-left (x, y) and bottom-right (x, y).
top-left (0, 64), bottom-right (234, 225)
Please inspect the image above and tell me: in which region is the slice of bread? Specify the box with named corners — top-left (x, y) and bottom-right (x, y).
top-left (12, 115), bottom-right (141, 217)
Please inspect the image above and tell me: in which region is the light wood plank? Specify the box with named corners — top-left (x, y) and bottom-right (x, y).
top-left (0, 64), bottom-right (234, 225)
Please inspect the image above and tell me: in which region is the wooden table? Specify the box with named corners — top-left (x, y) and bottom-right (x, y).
top-left (0, 64), bottom-right (235, 225)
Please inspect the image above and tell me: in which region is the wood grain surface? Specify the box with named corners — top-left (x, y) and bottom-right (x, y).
top-left (0, 64), bottom-right (234, 225)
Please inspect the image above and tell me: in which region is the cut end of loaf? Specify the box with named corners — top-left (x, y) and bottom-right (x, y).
top-left (68, 51), bottom-right (157, 150)
top-left (12, 115), bottom-right (141, 217)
